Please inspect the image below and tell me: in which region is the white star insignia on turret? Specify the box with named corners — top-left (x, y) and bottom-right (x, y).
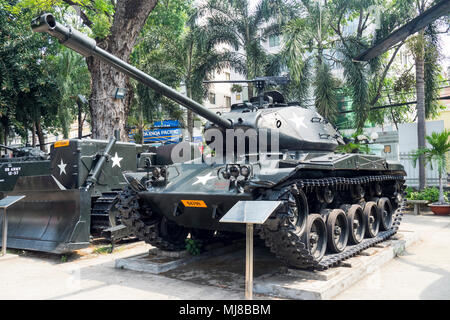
top-left (111, 152), bottom-right (123, 168)
top-left (290, 113), bottom-right (307, 130)
top-left (58, 159), bottom-right (67, 175)
top-left (193, 172), bottom-right (216, 186)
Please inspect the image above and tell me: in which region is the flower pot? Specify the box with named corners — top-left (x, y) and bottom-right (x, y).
top-left (428, 204), bottom-right (450, 216)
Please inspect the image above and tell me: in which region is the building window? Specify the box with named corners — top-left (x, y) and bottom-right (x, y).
top-left (225, 72), bottom-right (230, 80)
top-left (225, 96), bottom-right (231, 108)
top-left (236, 94), bottom-right (241, 101)
top-left (209, 92), bottom-right (216, 105)
top-left (269, 34), bottom-right (280, 48)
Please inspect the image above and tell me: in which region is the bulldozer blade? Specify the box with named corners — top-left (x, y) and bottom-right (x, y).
top-left (0, 175), bottom-right (90, 254)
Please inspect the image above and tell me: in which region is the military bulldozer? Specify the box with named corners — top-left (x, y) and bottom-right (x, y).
top-left (33, 14), bottom-right (406, 270)
top-left (0, 136), bottom-right (159, 253)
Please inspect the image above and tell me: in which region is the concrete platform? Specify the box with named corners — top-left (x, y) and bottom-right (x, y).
top-left (254, 232), bottom-right (420, 299)
top-left (115, 241), bottom-right (244, 274)
top-left (0, 253), bottom-right (19, 261)
top-left (114, 231), bottom-right (419, 300)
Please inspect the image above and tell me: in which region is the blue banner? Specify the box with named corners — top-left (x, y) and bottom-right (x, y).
top-left (129, 127), bottom-right (182, 144)
top-left (153, 120), bottom-right (180, 128)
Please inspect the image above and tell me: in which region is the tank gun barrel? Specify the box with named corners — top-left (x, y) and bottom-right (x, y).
top-left (31, 13), bottom-right (232, 130)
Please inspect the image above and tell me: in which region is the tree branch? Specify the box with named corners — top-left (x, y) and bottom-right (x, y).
top-left (370, 43), bottom-right (404, 106)
top-left (61, 0), bottom-right (94, 27)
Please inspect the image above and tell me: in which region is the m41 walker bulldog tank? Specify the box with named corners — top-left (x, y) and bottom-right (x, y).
top-left (33, 14), bottom-right (406, 270)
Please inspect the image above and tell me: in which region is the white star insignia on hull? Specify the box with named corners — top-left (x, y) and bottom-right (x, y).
top-left (57, 159), bottom-right (67, 175)
top-left (111, 152), bottom-right (123, 168)
top-left (193, 172), bottom-right (216, 186)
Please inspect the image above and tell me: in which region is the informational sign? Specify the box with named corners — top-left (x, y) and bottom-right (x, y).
top-left (143, 128), bottom-right (182, 144)
top-left (128, 127), bottom-right (182, 145)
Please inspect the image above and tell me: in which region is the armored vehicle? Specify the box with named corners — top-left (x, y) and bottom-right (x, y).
top-left (0, 137), bottom-right (154, 253)
top-left (33, 14), bottom-right (406, 269)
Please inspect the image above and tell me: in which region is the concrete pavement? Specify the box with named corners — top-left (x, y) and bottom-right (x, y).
top-left (0, 211), bottom-right (449, 300)
top-left (334, 212), bottom-right (450, 300)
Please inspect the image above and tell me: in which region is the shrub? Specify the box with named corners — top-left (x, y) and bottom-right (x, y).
top-left (406, 187), bottom-right (449, 203)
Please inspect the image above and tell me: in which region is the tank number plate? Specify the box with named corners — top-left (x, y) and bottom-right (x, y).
top-left (181, 200), bottom-right (207, 208)
top-left (54, 140), bottom-right (70, 148)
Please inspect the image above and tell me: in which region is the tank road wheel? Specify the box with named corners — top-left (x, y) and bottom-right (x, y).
top-left (302, 214), bottom-right (327, 261)
top-left (378, 197), bottom-right (393, 231)
top-left (352, 184), bottom-right (365, 199)
top-left (364, 201), bottom-right (380, 238)
top-left (326, 209), bottom-right (349, 253)
top-left (288, 188), bottom-right (308, 235)
top-left (260, 187), bottom-right (317, 269)
top-left (345, 205), bottom-right (366, 244)
top-left (322, 187), bottom-right (335, 204)
top-left (373, 182), bottom-right (382, 197)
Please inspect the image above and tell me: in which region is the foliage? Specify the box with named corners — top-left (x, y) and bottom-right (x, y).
top-left (50, 47), bottom-right (90, 138)
top-left (411, 130), bottom-right (450, 204)
top-left (367, 71), bottom-right (416, 130)
top-left (198, 0), bottom-right (289, 98)
top-left (185, 238), bottom-right (202, 256)
top-left (8, 0), bottom-right (115, 39)
top-left (130, 0), bottom-right (244, 134)
top-left (130, 0), bottom-right (191, 126)
top-left (411, 130), bottom-right (450, 176)
top-left (277, 0), bottom-right (411, 127)
top-left (336, 129), bottom-right (372, 154)
top-left (0, 2), bottom-right (63, 145)
top-left (406, 187), bottom-right (448, 203)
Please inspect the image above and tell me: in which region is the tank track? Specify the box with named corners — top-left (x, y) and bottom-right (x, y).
top-left (91, 191), bottom-right (121, 235)
top-left (116, 187), bottom-right (186, 251)
top-left (260, 174), bottom-right (405, 270)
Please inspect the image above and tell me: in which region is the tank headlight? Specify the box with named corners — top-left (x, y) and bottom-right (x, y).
top-left (229, 165), bottom-right (240, 178)
top-left (160, 167), bottom-right (168, 178)
top-left (240, 165), bottom-right (250, 177)
top-left (152, 167), bottom-right (161, 178)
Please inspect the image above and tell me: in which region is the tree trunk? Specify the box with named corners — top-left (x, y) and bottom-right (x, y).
top-left (32, 122), bottom-right (36, 147)
top-left (439, 172), bottom-right (445, 204)
top-left (77, 98), bottom-right (83, 139)
top-left (186, 86), bottom-right (194, 142)
top-left (86, 0), bottom-right (158, 142)
top-left (35, 119), bottom-right (46, 153)
top-left (416, 54), bottom-right (426, 190)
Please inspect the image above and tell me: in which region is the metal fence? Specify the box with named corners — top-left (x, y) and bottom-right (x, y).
top-left (399, 152), bottom-right (443, 187)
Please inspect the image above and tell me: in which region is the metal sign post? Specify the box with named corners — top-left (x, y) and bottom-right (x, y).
top-left (0, 196), bottom-right (26, 256)
top-left (245, 223), bottom-right (254, 299)
top-left (220, 200), bottom-right (282, 300)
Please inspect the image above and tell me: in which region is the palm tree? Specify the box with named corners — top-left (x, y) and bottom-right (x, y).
top-left (132, 4), bottom-right (244, 142)
top-left (178, 18), bottom-right (245, 140)
top-left (277, 1), bottom-right (339, 122)
top-left (197, 0), bottom-right (289, 99)
top-left (406, 0), bottom-right (446, 190)
top-left (412, 130), bottom-right (450, 204)
top-left (53, 48), bottom-right (91, 138)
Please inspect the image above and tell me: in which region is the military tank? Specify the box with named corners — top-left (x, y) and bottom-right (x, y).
top-left (32, 14), bottom-right (406, 269)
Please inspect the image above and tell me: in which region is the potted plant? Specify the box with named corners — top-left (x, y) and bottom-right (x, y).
top-left (412, 130), bottom-right (450, 215)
